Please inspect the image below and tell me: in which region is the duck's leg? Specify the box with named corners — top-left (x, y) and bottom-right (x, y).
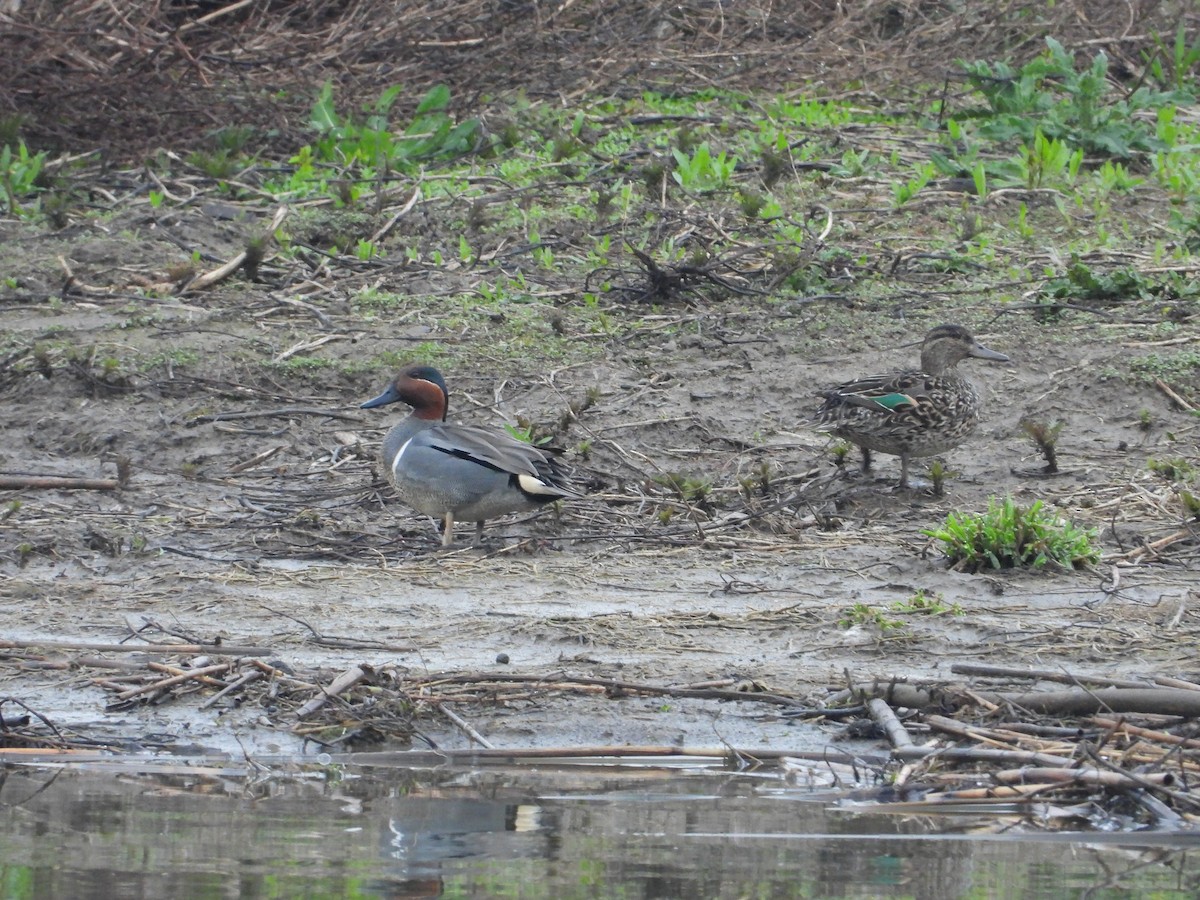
top-left (472, 520), bottom-right (486, 548)
top-left (441, 511), bottom-right (456, 547)
top-left (897, 454), bottom-right (910, 489)
top-left (859, 447), bottom-right (873, 473)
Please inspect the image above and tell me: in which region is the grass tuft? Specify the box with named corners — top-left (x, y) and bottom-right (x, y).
top-left (924, 496), bottom-right (1099, 572)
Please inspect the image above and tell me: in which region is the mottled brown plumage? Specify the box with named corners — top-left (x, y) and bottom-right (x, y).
top-left (812, 324), bottom-right (1009, 488)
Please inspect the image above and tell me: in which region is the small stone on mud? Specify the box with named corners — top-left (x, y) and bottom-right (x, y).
top-left (496, 652), bottom-right (510, 665)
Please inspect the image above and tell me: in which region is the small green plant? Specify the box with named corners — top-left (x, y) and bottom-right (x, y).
top-left (928, 460), bottom-right (951, 497)
top-left (892, 162), bottom-right (936, 206)
top-left (1020, 418), bottom-right (1064, 474)
top-left (1, 499), bottom-right (20, 522)
top-left (504, 421), bottom-right (553, 447)
top-left (671, 142), bottom-right (737, 192)
top-left (957, 37), bottom-right (1179, 158)
top-left (187, 148), bottom-right (241, 180)
top-left (243, 235), bottom-right (268, 279)
top-left (970, 161), bottom-right (988, 199)
top-left (1145, 24), bottom-right (1200, 92)
top-left (0, 140), bottom-right (47, 216)
top-left (1018, 128), bottom-right (1084, 189)
top-left (1040, 260), bottom-right (1164, 309)
top-left (737, 461), bottom-right (774, 500)
top-left (654, 472), bottom-right (713, 507)
top-left (1127, 349), bottom-right (1200, 386)
top-left (838, 602), bottom-right (906, 631)
top-left (925, 496), bottom-right (1100, 571)
top-left (1148, 457), bottom-right (1195, 482)
top-left (737, 190), bottom-right (768, 218)
top-left (830, 442), bottom-right (852, 470)
top-left (831, 148), bottom-right (873, 178)
top-left (891, 589), bottom-right (962, 617)
top-left (1092, 159), bottom-right (1142, 194)
top-left (1180, 488), bottom-right (1200, 520)
top-left (309, 82), bottom-right (480, 170)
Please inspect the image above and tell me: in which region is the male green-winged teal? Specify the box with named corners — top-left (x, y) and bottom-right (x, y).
top-left (812, 324), bottom-right (1009, 488)
top-left (362, 364), bottom-right (580, 547)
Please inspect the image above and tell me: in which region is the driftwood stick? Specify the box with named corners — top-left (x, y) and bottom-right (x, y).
top-left (415, 672), bottom-right (802, 707)
top-left (185, 205), bottom-right (288, 291)
top-left (1155, 377), bottom-right (1196, 411)
top-left (892, 746), bottom-right (1075, 767)
top-left (368, 187), bottom-right (422, 244)
top-left (13, 659), bottom-right (69, 670)
top-left (295, 665), bottom-right (370, 719)
top-left (0, 638), bottom-right (273, 656)
top-left (923, 714), bottom-right (1020, 748)
top-left (1117, 528), bottom-right (1196, 562)
top-left (0, 475), bottom-right (119, 491)
top-left (147, 661), bottom-right (228, 688)
top-left (994, 687), bottom-right (1200, 717)
top-left (993, 766), bottom-right (1172, 789)
top-left (994, 722), bottom-right (1101, 738)
top-left (1091, 716), bottom-right (1200, 750)
top-left (849, 683), bottom-right (942, 709)
top-left (436, 702), bottom-right (495, 749)
top-left (187, 407), bottom-right (364, 426)
top-left (199, 669), bottom-right (264, 710)
top-left (867, 698), bottom-right (914, 749)
top-left (950, 663), bottom-right (1152, 690)
top-left (1132, 789), bottom-right (1185, 825)
top-left (925, 782), bottom-right (1063, 801)
top-left (853, 682), bottom-right (1200, 717)
top-left (340, 746), bottom-right (892, 766)
top-left (93, 678), bottom-right (135, 692)
top-left (113, 663), bottom-right (232, 701)
top-left (1081, 744), bottom-right (1200, 810)
top-left (72, 656), bottom-right (149, 671)
top-left (1153, 676), bottom-right (1200, 693)
top-left (248, 659), bottom-right (319, 690)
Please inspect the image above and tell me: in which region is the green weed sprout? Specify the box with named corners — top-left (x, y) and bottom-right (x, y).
top-left (0, 141), bottom-right (47, 216)
top-left (671, 142), bottom-right (737, 192)
top-left (924, 496), bottom-right (1099, 571)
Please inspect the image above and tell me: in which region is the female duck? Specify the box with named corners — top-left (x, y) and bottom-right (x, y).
top-left (812, 324), bottom-right (1009, 488)
top-left (362, 364), bottom-right (579, 547)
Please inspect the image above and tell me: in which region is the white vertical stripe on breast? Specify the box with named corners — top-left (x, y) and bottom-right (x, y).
top-left (391, 437), bottom-right (415, 480)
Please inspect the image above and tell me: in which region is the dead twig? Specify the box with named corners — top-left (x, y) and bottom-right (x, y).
top-left (0, 638), bottom-right (273, 656)
top-left (294, 665), bottom-right (372, 720)
top-left (0, 475), bottom-right (120, 491)
top-left (113, 663), bottom-right (232, 701)
top-left (435, 702), bottom-right (495, 749)
top-left (867, 698), bottom-right (914, 750)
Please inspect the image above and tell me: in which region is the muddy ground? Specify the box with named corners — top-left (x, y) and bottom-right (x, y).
top-left (1, 191), bottom-right (1197, 758)
top-left (1, 1), bottom-right (1199, 759)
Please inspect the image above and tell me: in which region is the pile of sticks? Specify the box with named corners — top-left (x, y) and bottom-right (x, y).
top-left (5, 636), bottom-right (1200, 831)
top-left (830, 663), bottom-right (1200, 828)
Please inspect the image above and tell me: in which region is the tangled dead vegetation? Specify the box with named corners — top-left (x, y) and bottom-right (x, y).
top-left (1, 0), bottom-right (1192, 159)
top-left (7, 639), bottom-right (1200, 831)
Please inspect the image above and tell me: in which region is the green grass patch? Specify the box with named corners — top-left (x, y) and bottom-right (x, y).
top-left (925, 496), bottom-right (1100, 572)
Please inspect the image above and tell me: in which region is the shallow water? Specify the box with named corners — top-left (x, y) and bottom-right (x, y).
top-left (2, 756), bottom-right (1198, 899)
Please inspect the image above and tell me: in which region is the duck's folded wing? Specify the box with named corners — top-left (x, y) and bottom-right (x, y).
top-left (425, 424), bottom-right (558, 477)
top-left (823, 371), bottom-right (933, 413)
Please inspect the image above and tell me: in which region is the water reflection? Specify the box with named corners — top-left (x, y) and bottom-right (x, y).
top-left (0, 759), bottom-right (1197, 898)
